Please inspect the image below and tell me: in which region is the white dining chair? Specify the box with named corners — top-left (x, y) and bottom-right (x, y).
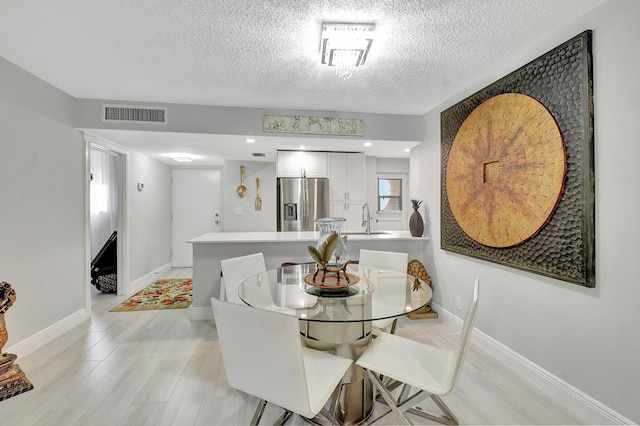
top-left (220, 252), bottom-right (266, 304)
top-left (211, 297), bottom-right (352, 425)
top-left (356, 278), bottom-right (480, 425)
top-left (359, 249), bottom-right (408, 334)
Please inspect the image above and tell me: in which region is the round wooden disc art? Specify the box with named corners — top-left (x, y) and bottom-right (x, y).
top-left (446, 93), bottom-right (566, 248)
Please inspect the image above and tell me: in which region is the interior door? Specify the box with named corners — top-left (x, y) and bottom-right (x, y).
top-left (172, 168), bottom-right (222, 267)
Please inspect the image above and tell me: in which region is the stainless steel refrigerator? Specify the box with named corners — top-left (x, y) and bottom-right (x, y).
top-left (277, 178), bottom-right (330, 231)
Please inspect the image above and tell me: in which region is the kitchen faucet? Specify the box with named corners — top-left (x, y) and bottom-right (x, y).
top-left (361, 203), bottom-right (371, 235)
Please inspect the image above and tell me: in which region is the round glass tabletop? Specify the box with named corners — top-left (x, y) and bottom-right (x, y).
top-left (238, 263), bottom-right (432, 323)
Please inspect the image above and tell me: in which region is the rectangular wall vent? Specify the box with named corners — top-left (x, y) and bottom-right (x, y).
top-left (102, 104), bottom-right (168, 124)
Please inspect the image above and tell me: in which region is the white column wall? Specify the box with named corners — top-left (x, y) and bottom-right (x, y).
top-left (0, 57), bottom-right (87, 345)
top-left (128, 151), bottom-right (172, 281)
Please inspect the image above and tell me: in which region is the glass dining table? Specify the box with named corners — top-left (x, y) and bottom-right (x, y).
top-left (239, 262), bottom-right (433, 425)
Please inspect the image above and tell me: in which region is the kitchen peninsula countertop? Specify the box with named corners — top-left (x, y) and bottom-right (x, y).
top-left (189, 230), bottom-right (427, 244)
top-left (188, 230), bottom-right (430, 320)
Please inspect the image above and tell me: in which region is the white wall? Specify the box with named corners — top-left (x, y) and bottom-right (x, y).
top-left (0, 57), bottom-right (87, 345)
top-left (413, 0), bottom-right (640, 422)
top-left (222, 159), bottom-right (277, 232)
top-left (375, 157), bottom-right (409, 174)
top-left (128, 151), bottom-right (172, 281)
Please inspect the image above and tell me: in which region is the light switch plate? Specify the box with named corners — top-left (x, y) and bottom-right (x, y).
top-left (235, 207), bottom-right (244, 216)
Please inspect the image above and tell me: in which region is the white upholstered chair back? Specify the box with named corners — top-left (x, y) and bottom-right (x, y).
top-left (211, 297), bottom-right (352, 420)
top-left (211, 297), bottom-right (312, 415)
top-left (220, 252), bottom-right (266, 304)
top-left (359, 249), bottom-right (409, 333)
top-left (355, 278), bottom-right (480, 425)
top-left (447, 278), bottom-right (480, 392)
top-left (358, 249), bottom-right (408, 273)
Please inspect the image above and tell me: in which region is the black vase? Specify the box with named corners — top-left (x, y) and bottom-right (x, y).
top-left (409, 208), bottom-right (424, 237)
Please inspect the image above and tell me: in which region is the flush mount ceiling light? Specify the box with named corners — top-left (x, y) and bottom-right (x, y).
top-left (320, 22), bottom-right (375, 80)
top-left (165, 152), bottom-right (201, 163)
top-left (173, 157), bottom-right (193, 162)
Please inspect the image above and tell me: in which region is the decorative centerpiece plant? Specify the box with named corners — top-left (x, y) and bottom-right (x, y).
top-left (307, 232), bottom-right (352, 283)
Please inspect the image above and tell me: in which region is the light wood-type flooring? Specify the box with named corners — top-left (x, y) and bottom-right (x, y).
top-left (0, 268), bottom-right (592, 425)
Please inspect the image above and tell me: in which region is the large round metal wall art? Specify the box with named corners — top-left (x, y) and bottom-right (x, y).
top-left (445, 93), bottom-right (566, 248)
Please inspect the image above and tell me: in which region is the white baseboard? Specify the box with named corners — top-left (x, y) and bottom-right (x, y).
top-left (126, 262), bottom-right (172, 295)
top-left (432, 303), bottom-right (634, 425)
top-left (190, 306), bottom-right (214, 321)
top-left (5, 308), bottom-right (90, 357)
top-left (6, 263), bottom-right (176, 358)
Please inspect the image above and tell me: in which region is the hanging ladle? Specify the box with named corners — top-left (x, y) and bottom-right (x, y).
top-left (237, 165), bottom-right (247, 198)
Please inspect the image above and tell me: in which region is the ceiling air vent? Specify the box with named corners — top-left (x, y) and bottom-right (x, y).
top-left (251, 153), bottom-right (266, 157)
top-left (102, 104), bottom-right (168, 124)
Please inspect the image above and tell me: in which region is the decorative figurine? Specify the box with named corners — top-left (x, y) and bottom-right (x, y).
top-left (406, 260), bottom-right (439, 320)
top-left (307, 233), bottom-right (352, 283)
top-left (0, 281), bottom-right (34, 401)
top-left (409, 199), bottom-right (425, 237)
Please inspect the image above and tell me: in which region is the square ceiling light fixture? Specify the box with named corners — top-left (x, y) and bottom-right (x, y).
top-left (321, 22), bottom-right (375, 80)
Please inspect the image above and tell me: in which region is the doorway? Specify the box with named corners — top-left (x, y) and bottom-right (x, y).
top-left (88, 142), bottom-right (126, 300)
top-left (171, 168), bottom-right (222, 267)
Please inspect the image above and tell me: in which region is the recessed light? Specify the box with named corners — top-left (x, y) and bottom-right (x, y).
top-left (246, 138), bottom-right (255, 143)
top-left (174, 157), bottom-right (193, 162)
top-left (364, 142), bottom-right (372, 147)
top-left (404, 148), bottom-right (411, 152)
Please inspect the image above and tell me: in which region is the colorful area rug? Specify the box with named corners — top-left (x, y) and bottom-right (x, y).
top-left (109, 278), bottom-right (192, 312)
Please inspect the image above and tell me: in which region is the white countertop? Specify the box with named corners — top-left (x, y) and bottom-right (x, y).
top-left (189, 230), bottom-right (428, 244)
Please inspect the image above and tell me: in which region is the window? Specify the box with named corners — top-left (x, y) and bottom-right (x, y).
top-left (378, 177), bottom-right (403, 212)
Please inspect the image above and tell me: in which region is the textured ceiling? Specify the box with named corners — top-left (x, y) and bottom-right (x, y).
top-left (0, 0), bottom-right (606, 164)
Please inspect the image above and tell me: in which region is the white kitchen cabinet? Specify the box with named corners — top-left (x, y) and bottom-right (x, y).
top-left (328, 152), bottom-right (366, 232)
top-left (303, 152), bottom-right (328, 177)
top-left (277, 151), bottom-right (303, 177)
top-left (277, 151), bottom-right (328, 178)
top-left (330, 200), bottom-right (367, 232)
top-left (328, 152), bottom-right (365, 201)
